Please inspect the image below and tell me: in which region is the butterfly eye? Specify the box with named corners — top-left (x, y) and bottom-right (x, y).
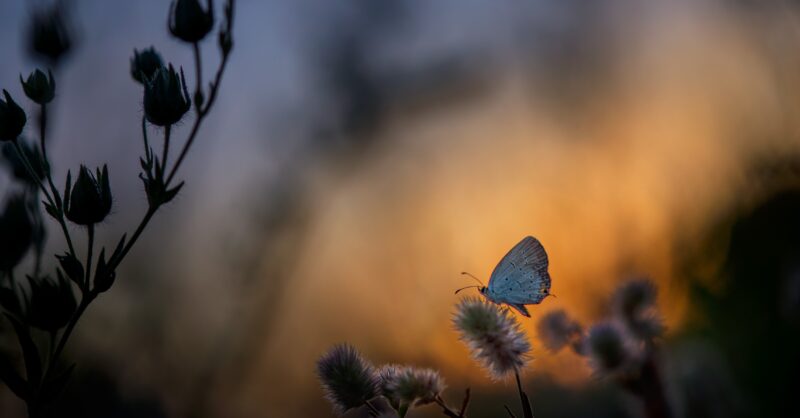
top-left (541, 288), bottom-right (548, 294)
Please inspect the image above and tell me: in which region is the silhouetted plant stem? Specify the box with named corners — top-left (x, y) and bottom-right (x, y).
top-left (166, 46), bottom-right (230, 185)
top-left (620, 354), bottom-right (672, 418)
top-left (504, 405), bottom-right (518, 418)
top-left (193, 42), bottom-right (203, 111)
top-left (162, 124), bottom-right (172, 167)
top-left (46, 291), bottom-right (95, 381)
top-left (514, 370), bottom-right (534, 418)
top-left (364, 399), bottom-right (380, 416)
top-left (11, 139), bottom-right (77, 259)
top-left (84, 224), bottom-right (94, 289)
top-left (434, 392), bottom-right (469, 418)
top-left (112, 206), bottom-right (157, 270)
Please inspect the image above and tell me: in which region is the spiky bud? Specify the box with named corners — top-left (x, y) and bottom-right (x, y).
top-left (65, 165), bottom-right (112, 225)
top-left (453, 297), bottom-right (531, 379)
top-left (143, 65), bottom-right (191, 126)
top-left (316, 344), bottom-right (380, 415)
top-left (168, 0), bottom-right (214, 43)
top-left (0, 90), bottom-right (27, 142)
top-left (20, 69), bottom-right (55, 104)
top-left (131, 47), bottom-right (164, 84)
top-left (28, 5), bottom-right (72, 65)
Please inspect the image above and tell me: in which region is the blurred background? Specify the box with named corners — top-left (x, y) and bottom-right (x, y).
top-left (2, 0), bottom-right (800, 417)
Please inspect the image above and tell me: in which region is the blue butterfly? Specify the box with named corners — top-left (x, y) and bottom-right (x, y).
top-left (457, 236), bottom-right (552, 317)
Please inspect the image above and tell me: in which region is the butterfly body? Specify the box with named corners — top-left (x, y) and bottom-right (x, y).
top-left (478, 236), bottom-right (552, 317)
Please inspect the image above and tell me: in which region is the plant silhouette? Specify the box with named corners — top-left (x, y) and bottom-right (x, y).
top-left (0, 1), bottom-right (236, 416)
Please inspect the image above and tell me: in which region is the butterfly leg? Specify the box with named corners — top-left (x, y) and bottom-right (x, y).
top-left (508, 303), bottom-right (530, 317)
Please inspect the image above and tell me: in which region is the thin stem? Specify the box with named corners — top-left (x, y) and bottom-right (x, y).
top-left (434, 396), bottom-right (463, 418)
top-left (514, 370), bottom-right (534, 418)
top-left (504, 405), bottom-right (518, 418)
top-left (165, 49), bottom-right (230, 185)
top-left (162, 124), bottom-right (172, 168)
top-left (45, 291), bottom-right (95, 382)
top-left (142, 116), bottom-right (150, 157)
top-left (110, 206), bottom-right (157, 270)
top-left (364, 399), bottom-right (380, 416)
top-left (459, 388), bottom-right (471, 416)
top-left (12, 140), bottom-right (77, 257)
top-left (193, 42), bottom-right (203, 112)
top-left (12, 140), bottom-right (54, 205)
top-left (85, 224), bottom-right (94, 292)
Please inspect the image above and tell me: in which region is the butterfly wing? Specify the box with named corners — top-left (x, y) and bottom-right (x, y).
top-left (486, 236), bottom-right (551, 305)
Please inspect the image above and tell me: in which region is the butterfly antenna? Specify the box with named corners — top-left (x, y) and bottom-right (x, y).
top-left (455, 285), bottom-right (480, 295)
top-left (461, 272), bottom-right (484, 286)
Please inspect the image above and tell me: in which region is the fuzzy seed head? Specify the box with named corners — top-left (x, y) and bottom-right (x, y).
top-left (585, 321), bottom-right (636, 377)
top-left (537, 309), bottom-right (583, 352)
top-left (612, 279), bottom-right (664, 340)
top-left (453, 297), bottom-right (531, 379)
top-left (380, 365), bottom-right (445, 407)
top-left (317, 344), bottom-right (380, 415)
top-left (612, 279), bottom-right (657, 318)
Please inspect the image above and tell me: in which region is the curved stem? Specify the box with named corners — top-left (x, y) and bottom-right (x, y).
top-left (110, 206), bottom-right (157, 271)
top-left (434, 396), bottom-right (463, 418)
top-left (12, 139), bottom-right (77, 258)
top-left (165, 48), bottom-right (231, 186)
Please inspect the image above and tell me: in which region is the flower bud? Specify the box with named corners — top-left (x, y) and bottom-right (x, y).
top-left (131, 47), bottom-right (164, 85)
top-left (28, 6), bottom-right (72, 65)
top-left (168, 0), bottom-right (214, 43)
top-left (316, 344), bottom-right (380, 416)
top-left (0, 90), bottom-right (27, 142)
top-left (144, 65), bottom-right (191, 126)
top-left (0, 194), bottom-right (34, 272)
top-left (65, 165), bottom-right (112, 225)
top-left (26, 272), bottom-right (76, 331)
top-left (20, 69), bottom-right (55, 104)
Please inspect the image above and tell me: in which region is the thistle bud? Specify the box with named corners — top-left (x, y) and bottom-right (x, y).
top-left (26, 272), bottom-right (76, 331)
top-left (144, 65), bottom-right (191, 126)
top-left (28, 5), bottom-right (72, 65)
top-left (65, 165), bottom-right (112, 225)
top-left (0, 194), bottom-right (34, 272)
top-left (20, 69), bottom-right (55, 104)
top-left (316, 344), bottom-right (380, 415)
top-left (0, 90), bottom-right (27, 142)
top-left (130, 47), bottom-right (164, 85)
top-left (168, 0), bottom-right (214, 43)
